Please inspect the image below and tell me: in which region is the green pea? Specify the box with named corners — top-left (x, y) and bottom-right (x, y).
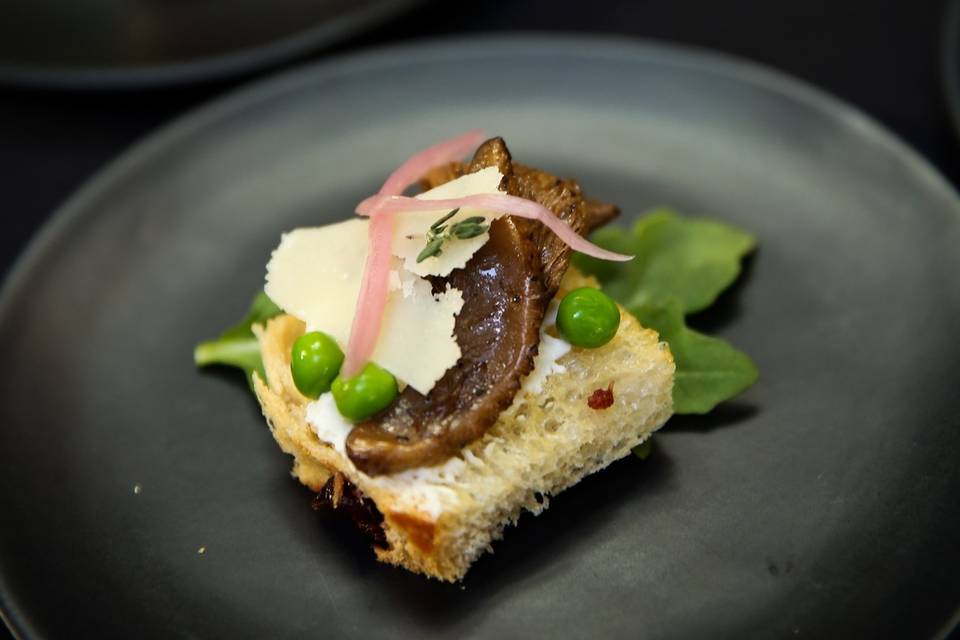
top-left (290, 331), bottom-right (344, 399)
top-left (556, 287), bottom-right (621, 348)
top-left (331, 362), bottom-right (398, 422)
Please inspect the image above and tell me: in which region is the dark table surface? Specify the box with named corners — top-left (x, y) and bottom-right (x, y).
top-left (1, 1), bottom-right (958, 638)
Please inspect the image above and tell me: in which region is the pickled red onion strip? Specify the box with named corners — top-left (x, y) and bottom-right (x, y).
top-left (342, 210), bottom-right (395, 377)
top-left (378, 129), bottom-right (487, 196)
top-left (355, 193), bottom-right (634, 263)
top-left (342, 131), bottom-right (487, 377)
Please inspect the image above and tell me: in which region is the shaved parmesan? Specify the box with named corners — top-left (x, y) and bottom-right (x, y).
top-left (392, 167), bottom-right (504, 277)
top-left (265, 219), bottom-right (367, 347)
top-left (373, 270), bottom-right (463, 394)
top-left (265, 219), bottom-right (465, 394)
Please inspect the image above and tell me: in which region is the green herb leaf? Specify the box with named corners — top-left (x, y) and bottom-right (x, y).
top-left (451, 223), bottom-right (488, 239)
top-left (430, 208), bottom-right (460, 230)
top-left (633, 438), bottom-right (654, 460)
top-left (631, 300), bottom-right (758, 414)
top-left (416, 236), bottom-right (446, 263)
top-left (418, 209), bottom-right (490, 262)
top-left (575, 208), bottom-right (756, 314)
top-left (194, 291), bottom-right (282, 388)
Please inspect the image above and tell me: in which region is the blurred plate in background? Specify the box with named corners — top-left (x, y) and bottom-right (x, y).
top-left (0, 0), bottom-right (425, 88)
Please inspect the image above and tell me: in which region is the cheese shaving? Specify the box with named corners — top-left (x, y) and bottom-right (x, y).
top-left (265, 219), bottom-right (465, 394)
top-left (392, 167), bottom-right (504, 277)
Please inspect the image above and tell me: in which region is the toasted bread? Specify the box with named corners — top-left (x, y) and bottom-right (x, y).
top-left (253, 267), bottom-right (674, 581)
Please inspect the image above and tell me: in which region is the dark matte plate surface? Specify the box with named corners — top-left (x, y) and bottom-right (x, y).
top-left (0, 0), bottom-right (422, 88)
top-left (943, 0), bottom-right (960, 138)
top-left (1, 36), bottom-right (959, 639)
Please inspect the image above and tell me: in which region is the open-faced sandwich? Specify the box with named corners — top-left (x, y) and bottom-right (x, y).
top-left (196, 131), bottom-right (758, 582)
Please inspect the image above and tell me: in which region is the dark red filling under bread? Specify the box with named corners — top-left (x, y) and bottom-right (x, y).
top-left (312, 473), bottom-right (387, 549)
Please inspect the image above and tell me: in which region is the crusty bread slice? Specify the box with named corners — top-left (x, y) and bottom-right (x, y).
top-left (252, 267), bottom-right (674, 581)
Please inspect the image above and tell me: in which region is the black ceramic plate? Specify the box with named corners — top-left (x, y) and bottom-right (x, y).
top-left (0, 0), bottom-right (423, 88)
top-left (2, 36), bottom-right (959, 639)
top-left (944, 0), bottom-right (960, 137)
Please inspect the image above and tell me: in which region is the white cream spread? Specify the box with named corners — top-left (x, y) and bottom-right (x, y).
top-left (303, 309), bottom-right (570, 518)
top-left (521, 301), bottom-right (571, 395)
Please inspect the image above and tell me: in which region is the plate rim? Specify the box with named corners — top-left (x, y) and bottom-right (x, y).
top-left (1, 33), bottom-right (959, 639)
top-left (0, 0), bottom-right (425, 90)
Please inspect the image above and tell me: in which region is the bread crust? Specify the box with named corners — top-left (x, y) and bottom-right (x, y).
top-left (253, 268), bottom-right (674, 581)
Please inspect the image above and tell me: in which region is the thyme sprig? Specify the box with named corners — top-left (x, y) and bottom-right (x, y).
top-left (416, 208), bottom-right (490, 263)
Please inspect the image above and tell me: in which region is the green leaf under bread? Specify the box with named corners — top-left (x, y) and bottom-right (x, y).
top-left (631, 300), bottom-right (758, 414)
top-left (632, 438), bottom-right (654, 460)
top-left (574, 208), bottom-right (756, 314)
top-left (194, 291), bottom-right (282, 387)
top-left (219, 291), bottom-right (283, 341)
top-left (575, 208), bottom-right (758, 413)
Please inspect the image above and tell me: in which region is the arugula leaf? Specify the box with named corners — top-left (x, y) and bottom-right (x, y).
top-left (575, 208), bottom-right (756, 314)
top-left (194, 291), bottom-right (282, 387)
top-left (218, 291), bottom-right (283, 341)
top-left (633, 438), bottom-right (654, 460)
top-left (575, 208), bottom-right (758, 413)
top-left (632, 301), bottom-right (757, 414)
